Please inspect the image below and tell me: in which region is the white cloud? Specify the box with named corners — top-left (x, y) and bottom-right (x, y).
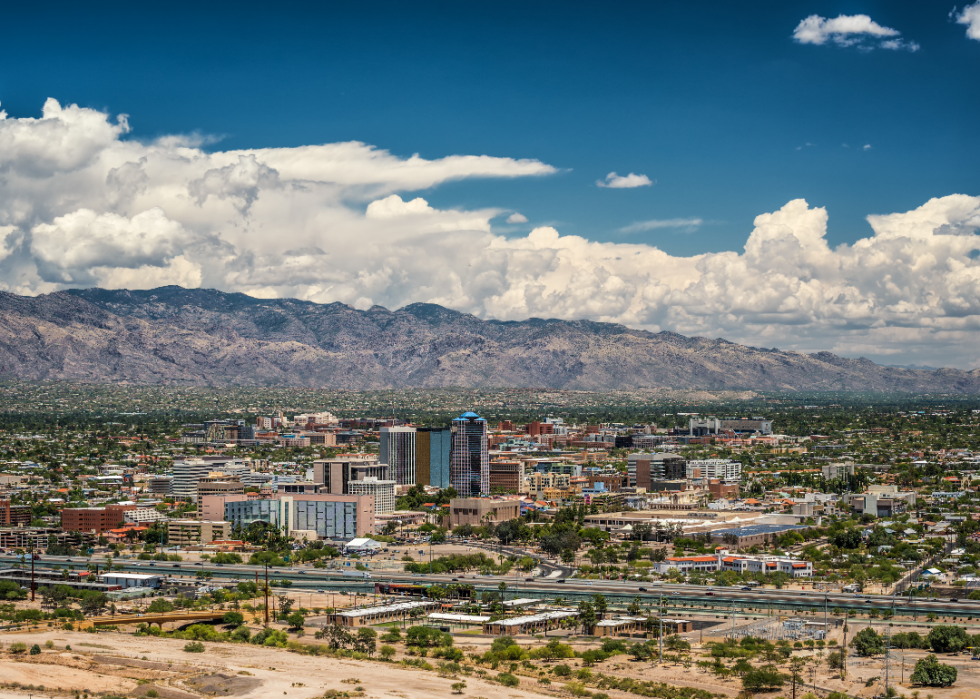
top-left (620, 218), bottom-right (703, 233)
top-left (597, 172), bottom-right (654, 189)
top-left (863, 144), bottom-right (872, 150)
top-left (506, 212), bottom-right (528, 224)
top-left (2, 98), bottom-right (980, 367)
top-left (793, 14), bottom-right (919, 51)
top-left (956, 2), bottom-right (980, 40)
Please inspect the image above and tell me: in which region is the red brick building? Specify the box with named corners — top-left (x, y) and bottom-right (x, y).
top-left (60, 504), bottom-right (136, 533)
top-left (0, 500), bottom-right (33, 526)
top-left (708, 479), bottom-right (740, 500)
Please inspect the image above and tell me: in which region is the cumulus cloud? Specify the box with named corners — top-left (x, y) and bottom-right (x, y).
top-left (793, 14), bottom-right (919, 51)
top-left (506, 212), bottom-right (528, 224)
top-left (955, 2), bottom-right (980, 40)
top-left (620, 218), bottom-right (703, 233)
top-left (1, 98), bottom-right (980, 367)
top-left (597, 172), bottom-right (654, 189)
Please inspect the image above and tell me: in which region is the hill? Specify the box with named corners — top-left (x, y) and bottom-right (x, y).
top-left (0, 286), bottom-right (975, 391)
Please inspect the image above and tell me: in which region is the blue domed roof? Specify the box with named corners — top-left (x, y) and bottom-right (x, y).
top-left (460, 411), bottom-right (481, 419)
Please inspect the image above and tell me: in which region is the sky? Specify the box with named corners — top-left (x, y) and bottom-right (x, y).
top-left (0, 1), bottom-right (979, 369)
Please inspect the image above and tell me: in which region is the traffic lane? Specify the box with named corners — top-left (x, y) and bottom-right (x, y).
top-left (6, 554), bottom-right (973, 609)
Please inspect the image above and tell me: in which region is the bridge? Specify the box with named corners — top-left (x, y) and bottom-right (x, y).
top-left (77, 610), bottom-right (226, 629)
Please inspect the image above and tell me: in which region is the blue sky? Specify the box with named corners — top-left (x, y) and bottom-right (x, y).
top-left (2, 1), bottom-right (975, 255)
top-left (1, 1), bottom-right (979, 368)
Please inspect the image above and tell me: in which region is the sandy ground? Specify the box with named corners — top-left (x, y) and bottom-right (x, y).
top-left (0, 630), bottom-right (547, 699)
top-left (3, 613), bottom-right (980, 699)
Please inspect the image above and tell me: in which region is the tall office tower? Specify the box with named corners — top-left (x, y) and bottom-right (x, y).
top-left (415, 427), bottom-right (452, 489)
top-left (171, 459), bottom-right (215, 502)
top-left (450, 412), bottom-right (488, 497)
top-left (380, 426), bottom-right (417, 485)
top-left (312, 456), bottom-right (388, 494)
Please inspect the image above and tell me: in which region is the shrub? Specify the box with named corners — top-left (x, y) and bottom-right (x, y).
top-left (451, 681), bottom-right (466, 694)
top-left (29, 644), bottom-right (41, 655)
top-left (910, 654), bottom-right (957, 687)
top-left (44, 640), bottom-right (54, 649)
top-left (9, 642), bottom-right (27, 654)
top-left (147, 599), bottom-right (174, 614)
top-left (222, 611), bottom-right (245, 626)
top-left (496, 673), bottom-right (519, 687)
top-left (554, 664), bottom-right (572, 677)
top-left (742, 666), bottom-right (785, 692)
top-left (146, 690), bottom-right (159, 698)
top-left (927, 625), bottom-right (969, 654)
top-left (380, 645), bottom-right (396, 661)
top-left (183, 642), bottom-right (206, 653)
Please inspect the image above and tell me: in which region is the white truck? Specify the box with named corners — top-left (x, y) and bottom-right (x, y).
top-left (341, 570), bottom-right (373, 579)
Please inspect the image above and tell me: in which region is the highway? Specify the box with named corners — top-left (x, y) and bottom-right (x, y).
top-left (4, 553), bottom-right (977, 619)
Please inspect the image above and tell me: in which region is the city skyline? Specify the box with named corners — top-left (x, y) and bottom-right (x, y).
top-left (0, 1), bottom-right (978, 368)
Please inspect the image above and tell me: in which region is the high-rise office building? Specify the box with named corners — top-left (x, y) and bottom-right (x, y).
top-left (171, 460), bottom-right (215, 502)
top-left (380, 427), bottom-right (416, 485)
top-left (415, 427), bottom-right (452, 489)
top-left (312, 456), bottom-right (389, 494)
top-left (450, 412), bottom-right (488, 496)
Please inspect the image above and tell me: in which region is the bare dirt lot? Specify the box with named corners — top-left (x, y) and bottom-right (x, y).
top-left (0, 630), bottom-right (548, 699)
top-left (2, 621), bottom-right (979, 699)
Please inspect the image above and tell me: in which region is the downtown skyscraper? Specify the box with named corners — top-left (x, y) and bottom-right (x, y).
top-left (450, 412), bottom-right (488, 496)
top-left (379, 426), bottom-right (416, 486)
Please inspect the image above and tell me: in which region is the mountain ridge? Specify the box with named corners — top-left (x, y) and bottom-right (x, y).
top-left (0, 286), bottom-right (972, 392)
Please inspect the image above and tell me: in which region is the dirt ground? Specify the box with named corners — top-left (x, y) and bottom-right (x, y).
top-left (2, 617), bottom-right (979, 699)
top-left (0, 630), bottom-right (548, 699)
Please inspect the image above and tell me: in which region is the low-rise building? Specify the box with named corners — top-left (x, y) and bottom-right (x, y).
top-left (483, 610), bottom-right (578, 636)
top-left (447, 498), bottom-right (521, 527)
top-left (167, 519), bottom-right (232, 547)
top-left (326, 600), bottom-right (439, 628)
top-left (101, 573), bottom-right (162, 589)
top-left (654, 552), bottom-right (812, 577)
top-left (123, 507), bottom-right (169, 524)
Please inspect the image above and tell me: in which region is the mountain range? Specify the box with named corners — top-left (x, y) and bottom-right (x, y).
top-left (0, 286), bottom-right (976, 392)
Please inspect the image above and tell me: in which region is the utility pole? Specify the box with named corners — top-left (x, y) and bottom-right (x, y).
top-left (883, 630), bottom-right (890, 699)
top-left (264, 564), bottom-right (269, 626)
top-left (30, 542), bottom-right (36, 602)
top-left (731, 598), bottom-right (736, 637)
top-left (841, 622), bottom-right (848, 680)
top-left (659, 590), bottom-right (664, 662)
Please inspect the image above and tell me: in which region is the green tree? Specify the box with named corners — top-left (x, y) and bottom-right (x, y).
top-left (742, 665), bottom-right (785, 692)
top-left (926, 625), bottom-right (969, 654)
top-left (852, 627), bottom-right (884, 657)
top-left (577, 600), bottom-right (597, 633)
top-left (355, 627), bottom-right (377, 655)
top-left (222, 611), bottom-right (245, 626)
top-left (910, 655), bottom-right (957, 687)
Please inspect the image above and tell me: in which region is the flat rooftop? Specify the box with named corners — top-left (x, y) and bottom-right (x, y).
top-left (485, 610), bottom-right (578, 627)
top-left (336, 600), bottom-right (435, 618)
top-left (709, 524), bottom-right (808, 537)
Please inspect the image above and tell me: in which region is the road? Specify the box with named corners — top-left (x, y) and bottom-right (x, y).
top-left (3, 553), bottom-right (975, 618)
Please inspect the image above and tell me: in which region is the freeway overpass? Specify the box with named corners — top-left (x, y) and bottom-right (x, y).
top-left (77, 610), bottom-right (226, 629)
top-left (4, 553), bottom-right (976, 619)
